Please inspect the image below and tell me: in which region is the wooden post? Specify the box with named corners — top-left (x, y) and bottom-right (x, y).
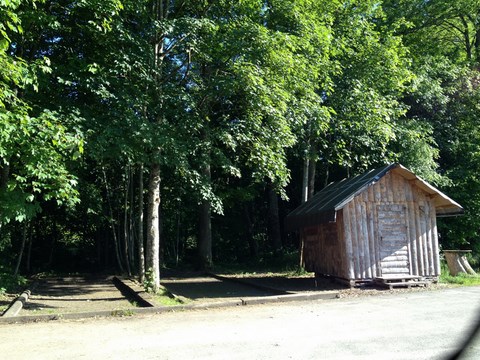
top-left (430, 203), bottom-right (441, 276)
top-left (407, 202), bottom-right (418, 276)
top-left (414, 203), bottom-right (425, 276)
top-left (349, 202), bottom-right (360, 279)
top-left (366, 200), bottom-right (377, 278)
top-left (424, 203), bottom-right (434, 275)
top-left (343, 205), bottom-right (355, 280)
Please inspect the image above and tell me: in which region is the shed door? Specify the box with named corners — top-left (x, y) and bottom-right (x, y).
top-left (377, 204), bottom-right (410, 277)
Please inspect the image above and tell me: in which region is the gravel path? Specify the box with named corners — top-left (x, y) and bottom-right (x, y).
top-left (2, 286), bottom-right (479, 359)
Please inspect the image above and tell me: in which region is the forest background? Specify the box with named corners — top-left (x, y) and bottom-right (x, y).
top-left (1, 0), bottom-right (480, 291)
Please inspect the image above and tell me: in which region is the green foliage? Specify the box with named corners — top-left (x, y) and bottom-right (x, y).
top-left (0, 266), bottom-right (28, 293)
top-left (439, 262), bottom-right (480, 286)
top-left (215, 248), bottom-right (304, 275)
top-left (381, 1), bottom-right (480, 262)
top-left (0, 0), bottom-right (84, 226)
top-left (151, 287), bottom-right (186, 306)
top-left (0, 111), bottom-right (83, 223)
top-left (0, 0), bottom-right (479, 274)
top-left (111, 309), bottom-right (135, 317)
top-left (143, 268), bottom-right (157, 294)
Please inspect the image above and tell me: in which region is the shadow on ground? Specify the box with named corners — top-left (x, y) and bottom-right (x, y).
top-left (160, 270), bottom-right (346, 301)
top-left (20, 276), bottom-right (135, 315)
top-left (161, 277), bottom-right (275, 300)
top-left (225, 276), bottom-right (346, 292)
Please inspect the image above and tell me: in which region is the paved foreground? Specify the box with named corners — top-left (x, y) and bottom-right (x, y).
top-left (1, 286), bottom-right (479, 359)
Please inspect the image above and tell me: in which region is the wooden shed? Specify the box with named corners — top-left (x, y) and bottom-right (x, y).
top-left (285, 164), bottom-right (464, 286)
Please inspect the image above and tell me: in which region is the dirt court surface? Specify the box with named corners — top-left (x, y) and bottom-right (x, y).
top-left (1, 286), bottom-right (479, 360)
top-left (159, 270), bottom-right (335, 302)
top-left (8, 271), bottom-right (335, 317)
top-left (20, 276), bottom-right (135, 315)
top-left (4, 271), bottom-right (454, 318)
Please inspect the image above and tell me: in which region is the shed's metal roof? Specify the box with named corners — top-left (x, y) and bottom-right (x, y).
top-left (285, 163), bottom-right (464, 231)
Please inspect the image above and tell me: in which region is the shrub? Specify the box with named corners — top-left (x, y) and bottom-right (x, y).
top-left (0, 267), bottom-right (28, 294)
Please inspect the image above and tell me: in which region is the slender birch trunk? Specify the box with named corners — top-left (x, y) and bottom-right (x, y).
top-left (137, 164), bottom-right (145, 282)
top-left (308, 144), bottom-right (317, 200)
top-left (143, 0), bottom-right (167, 291)
top-left (198, 162), bottom-right (213, 270)
top-left (146, 162), bottom-right (161, 292)
top-left (301, 150), bottom-right (309, 204)
top-left (123, 165), bottom-right (132, 276)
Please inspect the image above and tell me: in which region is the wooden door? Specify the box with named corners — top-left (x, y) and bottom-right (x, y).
top-left (377, 204), bottom-right (410, 277)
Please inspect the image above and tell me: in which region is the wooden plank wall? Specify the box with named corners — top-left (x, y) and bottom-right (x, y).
top-left (302, 219), bottom-right (348, 279)
top-left (341, 170), bottom-right (440, 280)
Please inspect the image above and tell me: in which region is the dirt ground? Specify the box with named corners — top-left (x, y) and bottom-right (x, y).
top-left (19, 276), bottom-right (135, 316)
top-left (2, 271), bottom-right (453, 318)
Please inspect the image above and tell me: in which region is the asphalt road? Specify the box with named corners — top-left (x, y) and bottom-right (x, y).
top-left (1, 286), bottom-right (479, 360)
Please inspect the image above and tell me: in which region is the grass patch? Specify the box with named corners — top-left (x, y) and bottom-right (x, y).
top-left (439, 261), bottom-right (480, 285)
top-left (440, 272), bottom-right (480, 286)
top-left (111, 309), bottom-right (135, 317)
top-left (149, 286), bottom-right (189, 306)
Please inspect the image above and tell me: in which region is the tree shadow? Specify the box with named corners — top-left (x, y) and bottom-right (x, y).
top-left (162, 278), bottom-right (276, 300)
top-left (161, 270), bottom-right (346, 300)
top-left (21, 276), bottom-right (133, 313)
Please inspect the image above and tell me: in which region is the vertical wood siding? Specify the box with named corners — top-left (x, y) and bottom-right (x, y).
top-left (304, 169), bottom-right (441, 281)
top-left (302, 216), bottom-right (349, 279)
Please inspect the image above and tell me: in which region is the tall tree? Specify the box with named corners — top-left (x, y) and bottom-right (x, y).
top-left (382, 0), bottom-right (480, 254)
top-left (0, 0), bottom-right (83, 227)
top-left (183, 0), bottom-right (336, 264)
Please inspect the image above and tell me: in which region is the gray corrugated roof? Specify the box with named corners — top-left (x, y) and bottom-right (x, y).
top-left (285, 163), bottom-right (463, 231)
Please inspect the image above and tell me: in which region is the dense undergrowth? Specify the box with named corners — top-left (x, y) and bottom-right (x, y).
top-left (0, 266), bottom-right (28, 295)
top-left (212, 249), bottom-right (307, 276)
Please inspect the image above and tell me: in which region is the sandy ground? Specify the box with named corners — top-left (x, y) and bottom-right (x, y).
top-left (1, 286), bottom-right (479, 359)
top-left (20, 276), bottom-right (135, 315)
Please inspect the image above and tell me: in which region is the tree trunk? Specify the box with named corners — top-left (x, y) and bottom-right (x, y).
top-left (244, 204), bottom-right (258, 258)
top-left (47, 216), bottom-right (57, 267)
top-left (301, 150), bottom-right (310, 204)
top-left (146, 162), bottom-right (161, 292)
top-left (268, 185), bottom-right (282, 252)
top-left (129, 165), bottom-right (135, 271)
top-left (175, 207), bottom-right (181, 266)
top-left (14, 222), bottom-right (28, 276)
top-left (198, 163), bottom-right (213, 270)
top-left (475, 24), bottom-right (480, 64)
top-left (459, 15), bottom-right (472, 62)
top-left (26, 225), bottom-right (32, 274)
top-left (102, 167), bottom-right (124, 273)
top-left (137, 164), bottom-right (145, 283)
top-left (308, 144), bottom-right (317, 200)
top-left (143, 0), bottom-right (167, 291)
top-left (323, 162), bottom-right (330, 188)
top-left (123, 165), bottom-right (132, 276)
